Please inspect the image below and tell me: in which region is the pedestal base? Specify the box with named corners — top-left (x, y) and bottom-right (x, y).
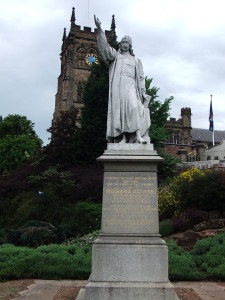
top-left (90, 234), bottom-right (168, 283)
top-left (83, 145), bottom-right (177, 299)
top-left (84, 281), bottom-right (177, 300)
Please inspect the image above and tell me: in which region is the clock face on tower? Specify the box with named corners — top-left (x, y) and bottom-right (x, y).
top-left (85, 53), bottom-right (99, 66)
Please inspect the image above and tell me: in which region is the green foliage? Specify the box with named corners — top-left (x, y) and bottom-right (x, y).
top-left (0, 134), bottom-right (41, 174)
top-left (28, 164), bottom-right (76, 195)
top-left (46, 107), bottom-right (79, 165)
top-left (158, 168), bottom-right (223, 219)
top-left (5, 221), bottom-right (70, 247)
top-left (167, 240), bottom-right (203, 280)
top-left (62, 201), bottom-right (102, 236)
top-left (191, 233), bottom-right (225, 280)
top-left (1, 232), bottom-right (225, 281)
top-left (0, 115), bottom-right (42, 173)
top-left (72, 60), bottom-right (109, 163)
top-left (0, 243), bottom-right (91, 280)
top-left (0, 187), bottom-right (102, 239)
top-left (157, 152), bottom-right (179, 180)
top-left (145, 78), bottom-right (173, 145)
top-left (159, 219), bottom-right (174, 237)
top-left (0, 114), bottom-right (38, 138)
top-left (181, 170), bottom-right (225, 211)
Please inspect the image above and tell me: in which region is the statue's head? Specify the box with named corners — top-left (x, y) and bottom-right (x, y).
top-left (120, 36), bottom-right (135, 56)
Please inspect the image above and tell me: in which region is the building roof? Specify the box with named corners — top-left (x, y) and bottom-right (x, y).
top-left (192, 128), bottom-right (225, 143)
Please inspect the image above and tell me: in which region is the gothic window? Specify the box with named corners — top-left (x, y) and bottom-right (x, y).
top-left (167, 131), bottom-right (180, 144)
top-left (174, 131), bottom-right (180, 144)
top-left (77, 48), bottom-right (86, 67)
top-left (66, 49), bottom-right (73, 62)
top-left (87, 48), bottom-right (97, 55)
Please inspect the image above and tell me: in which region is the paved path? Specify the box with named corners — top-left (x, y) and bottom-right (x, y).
top-left (12, 280), bottom-right (86, 300)
top-left (12, 280), bottom-right (225, 299)
top-left (174, 281), bottom-right (225, 300)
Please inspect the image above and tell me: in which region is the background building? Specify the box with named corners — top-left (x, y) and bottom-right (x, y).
top-left (165, 107), bottom-right (225, 162)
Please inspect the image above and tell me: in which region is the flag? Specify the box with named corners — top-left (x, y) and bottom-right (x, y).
top-left (209, 98), bottom-right (214, 132)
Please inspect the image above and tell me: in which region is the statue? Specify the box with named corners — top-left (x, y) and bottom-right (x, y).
top-left (94, 15), bottom-right (151, 144)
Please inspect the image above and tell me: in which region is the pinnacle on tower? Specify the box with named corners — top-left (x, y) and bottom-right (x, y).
top-left (111, 14), bottom-right (116, 32)
top-left (70, 7), bottom-right (76, 27)
top-left (62, 28), bottom-right (67, 42)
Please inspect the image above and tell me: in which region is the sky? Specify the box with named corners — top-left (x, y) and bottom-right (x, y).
top-left (1, 0), bottom-right (225, 144)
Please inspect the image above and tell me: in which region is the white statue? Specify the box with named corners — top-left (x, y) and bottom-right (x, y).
top-left (94, 16), bottom-right (151, 144)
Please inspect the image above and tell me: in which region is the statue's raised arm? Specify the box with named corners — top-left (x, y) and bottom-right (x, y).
top-left (94, 15), bottom-right (151, 144)
top-left (94, 15), bottom-right (116, 63)
top-left (94, 15), bottom-right (101, 30)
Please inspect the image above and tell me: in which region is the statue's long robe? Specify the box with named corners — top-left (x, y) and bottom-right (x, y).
top-left (97, 30), bottom-right (150, 141)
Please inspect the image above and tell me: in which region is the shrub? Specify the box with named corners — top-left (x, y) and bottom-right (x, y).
top-left (1, 232), bottom-right (225, 281)
top-left (158, 168), bottom-right (225, 219)
top-left (5, 221), bottom-right (71, 247)
top-left (0, 243), bottom-right (91, 281)
top-left (157, 153), bottom-right (179, 180)
top-left (191, 233), bottom-right (225, 280)
top-left (159, 168), bottom-right (203, 219)
top-left (182, 170), bottom-right (225, 211)
top-left (159, 219), bottom-right (174, 237)
top-left (167, 240), bottom-right (203, 280)
top-left (62, 201), bottom-right (102, 236)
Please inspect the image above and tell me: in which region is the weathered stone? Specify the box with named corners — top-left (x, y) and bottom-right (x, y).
top-left (194, 221), bottom-right (208, 231)
top-left (194, 219), bottom-right (225, 231)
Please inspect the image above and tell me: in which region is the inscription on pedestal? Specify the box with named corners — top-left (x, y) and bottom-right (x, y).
top-left (101, 172), bottom-right (159, 234)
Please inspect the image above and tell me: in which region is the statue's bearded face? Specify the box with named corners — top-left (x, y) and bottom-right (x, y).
top-left (120, 40), bottom-right (130, 52)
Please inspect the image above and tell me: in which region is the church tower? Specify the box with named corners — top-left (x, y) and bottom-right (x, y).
top-left (52, 7), bottom-right (116, 124)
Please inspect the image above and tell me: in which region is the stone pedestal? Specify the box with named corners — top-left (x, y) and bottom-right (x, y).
top-left (84, 144), bottom-right (177, 300)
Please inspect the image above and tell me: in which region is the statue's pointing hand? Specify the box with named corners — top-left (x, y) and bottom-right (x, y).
top-left (94, 15), bottom-right (101, 30)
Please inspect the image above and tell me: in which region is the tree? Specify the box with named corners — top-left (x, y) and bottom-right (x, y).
top-left (0, 115), bottom-right (42, 173)
top-left (72, 60), bottom-right (109, 163)
top-left (145, 78), bottom-right (173, 145)
top-left (0, 114), bottom-right (38, 138)
top-left (46, 107), bottom-right (79, 165)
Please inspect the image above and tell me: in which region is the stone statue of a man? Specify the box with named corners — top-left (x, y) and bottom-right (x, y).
top-left (94, 15), bottom-right (151, 144)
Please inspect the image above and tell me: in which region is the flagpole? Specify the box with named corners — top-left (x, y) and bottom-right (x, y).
top-left (210, 94), bottom-right (215, 146)
top-left (88, 0), bottom-right (89, 26)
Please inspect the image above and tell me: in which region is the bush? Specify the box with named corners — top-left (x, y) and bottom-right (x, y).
top-left (191, 233), bottom-right (225, 280)
top-left (159, 219), bottom-right (174, 237)
top-left (158, 168), bottom-right (225, 219)
top-left (0, 243), bottom-right (91, 281)
top-left (182, 170), bottom-right (225, 211)
top-left (167, 240), bottom-right (203, 280)
top-left (1, 232), bottom-right (225, 281)
top-left (157, 153), bottom-right (178, 180)
top-left (62, 201), bottom-right (102, 236)
top-left (5, 221), bottom-right (71, 247)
